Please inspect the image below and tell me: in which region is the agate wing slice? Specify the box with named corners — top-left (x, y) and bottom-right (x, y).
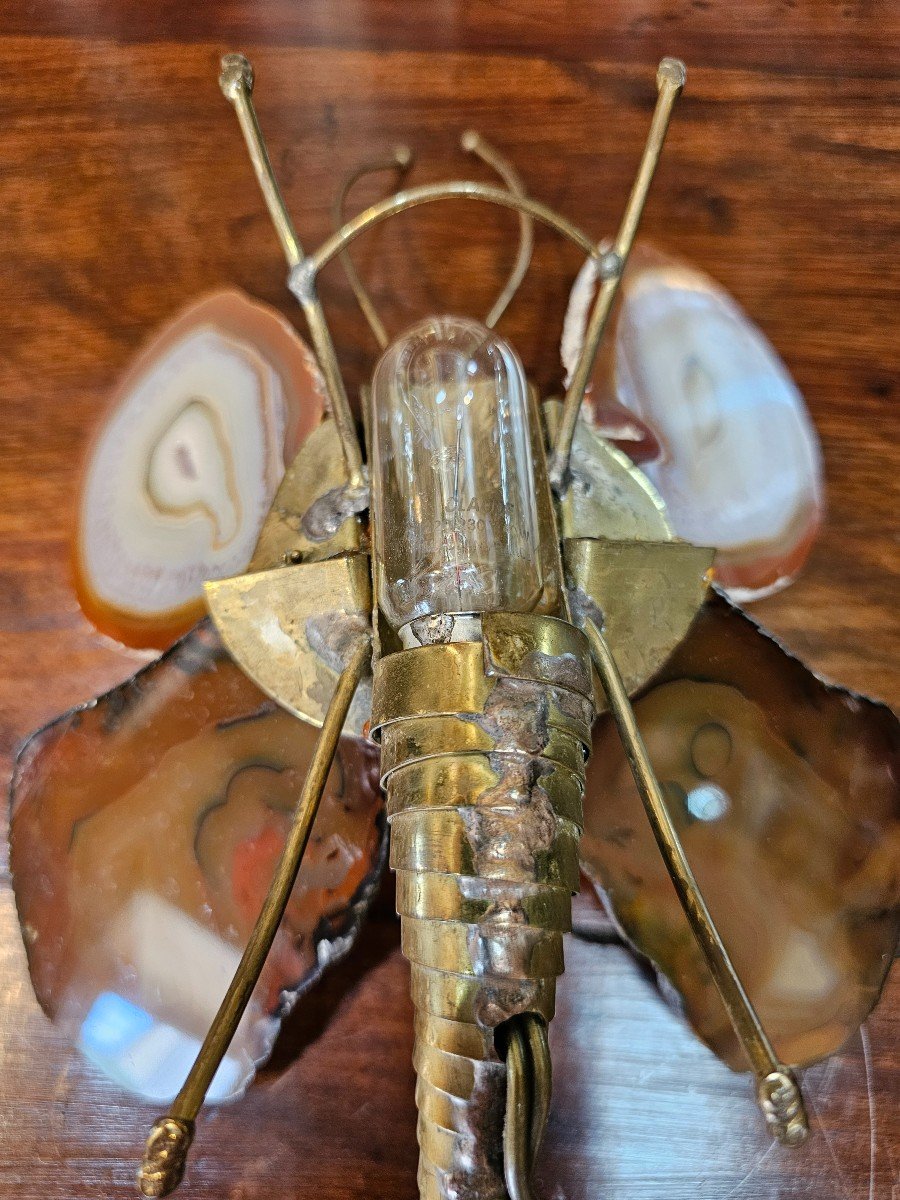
top-left (75, 290), bottom-right (327, 649)
top-left (10, 621), bottom-right (384, 1102)
top-left (563, 244), bottom-right (825, 600)
top-left (580, 590), bottom-right (899, 1071)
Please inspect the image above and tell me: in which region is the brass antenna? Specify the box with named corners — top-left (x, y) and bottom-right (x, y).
top-left (333, 132), bottom-right (534, 350)
top-left (332, 145), bottom-right (415, 350)
top-left (581, 617), bottom-right (809, 1148)
top-left (548, 57), bottom-right (686, 492)
top-left (219, 53), bottom-right (366, 493)
top-left (459, 130), bottom-right (535, 328)
top-left (137, 637), bottom-right (371, 1197)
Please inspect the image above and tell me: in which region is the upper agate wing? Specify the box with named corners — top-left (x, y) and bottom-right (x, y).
top-left (10, 619), bottom-right (385, 1102)
top-left (580, 590), bottom-right (899, 1071)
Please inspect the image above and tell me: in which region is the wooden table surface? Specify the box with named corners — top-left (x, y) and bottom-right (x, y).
top-left (0, 3), bottom-right (897, 1198)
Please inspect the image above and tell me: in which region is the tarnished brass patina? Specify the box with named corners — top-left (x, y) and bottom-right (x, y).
top-left (202, 412), bottom-right (372, 730)
top-left (372, 614), bottom-right (593, 1200)
top-left (248, 419), bottom-right (360, 568)
top-left (550, 406), bottom-right (672, 542)
top-left (565, 537), bottom-right (714, 700)
top-left (204, 553), bottom-right (372, 734)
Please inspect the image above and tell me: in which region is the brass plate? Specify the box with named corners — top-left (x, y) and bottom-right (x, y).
top-left (248, 419), bottom-right (359, 571)
top-left (204, 553), bottom-right (372, 734)
top-left (550, 406), bottom-right (673, 542)
top-left (565, 537), bottom-right (714, 701)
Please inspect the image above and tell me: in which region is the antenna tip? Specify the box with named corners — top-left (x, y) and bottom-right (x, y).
top-left (220, 53), bottom-right (254, 101)
top-left (137, 1117), bottom-right (195, 1197)
top-left (460, 129), bottom-right (482, 153)
top-left (657, 57), bottom-right (687, 92)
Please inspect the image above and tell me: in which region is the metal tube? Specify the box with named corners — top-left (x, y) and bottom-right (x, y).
top-left (138, 637), bottom-right (371, 1197)
top-left (219, 54), bottom-right (303, 268)
top-left (308, 181), bottom-right (599, 274)
top-left (290, 272), bottom-right (368, 492)
top-left (332, 146), bottom-right (414, 350)
top-left (548, 58), bottom-right (686, 491)
top-left (582, 617), bottom-right (809, 1147)
top-left (218, 54), bottom-right (366, 492)
top-left (459, 130), bottom-right (535, 328)
top-left (504, 1021), bottom-right (538, 1200)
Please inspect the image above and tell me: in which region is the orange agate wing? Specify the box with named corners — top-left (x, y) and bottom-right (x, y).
top-left (10, 620), bottom-right (385, 1102)
top-left (74, 290), bottom-right (328, 650)
top-left (580, 590), bottom-right (899, 1070)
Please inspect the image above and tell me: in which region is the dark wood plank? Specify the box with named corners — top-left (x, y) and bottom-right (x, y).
top-left (0, 4), bottom-right (896, 1199)
top-left (3, 1), bottom-right (898, 78)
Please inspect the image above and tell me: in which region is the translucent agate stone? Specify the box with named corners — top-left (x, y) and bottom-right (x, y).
top-left (75, 290), bottom-right (327, 649)
top-left (580, 591), bottom-right (899, 1070)
top-left (564, 244), bottom-right (825, 600)
top-left (10, 621), bottom-right (384, 1102)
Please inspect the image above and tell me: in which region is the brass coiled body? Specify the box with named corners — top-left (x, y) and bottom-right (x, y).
top-left (371, 614), bottom-right (595, 1200)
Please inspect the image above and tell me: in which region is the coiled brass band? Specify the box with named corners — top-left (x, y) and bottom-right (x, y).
top-left (379, 714), bottom-right (590, 777)
top-left (409, 961), bottom-right (557, 1027)
top-left (396, 871), bottom-right (573, 931)
top-left (402, 915), bottom-right (566, 979)
top-left (390, 809), bottom-right (582, 889)
top-left (377, 616), bottom-right (593, 1200)
top-left (370, 616), bottom-right (594, 731)
top-left (385, 754), bottom-right (586, 825)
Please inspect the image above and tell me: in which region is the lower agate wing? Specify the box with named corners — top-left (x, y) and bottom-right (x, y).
top-left (580, 591), bottom-right (899, 1070)
top-left (9, 620), bottom-right (385, 1102)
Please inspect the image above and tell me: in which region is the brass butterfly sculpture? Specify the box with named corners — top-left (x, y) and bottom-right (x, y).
top-left (10, 54), bottom-right (898, 1200)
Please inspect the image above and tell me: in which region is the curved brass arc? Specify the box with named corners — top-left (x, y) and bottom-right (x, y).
top-left (460, 130), bottom-right (535, 327)
top-left (333, 145), bottom-right (415, 350)
top-left (503, 1013), bottom-right (551, 1200)
top-left (306, 181), bottom-right (599, 278)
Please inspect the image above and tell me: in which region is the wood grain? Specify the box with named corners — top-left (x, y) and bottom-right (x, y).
top-left (0, 3), bottom-right (896, 1198)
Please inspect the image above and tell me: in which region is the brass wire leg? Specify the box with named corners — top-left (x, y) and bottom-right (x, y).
top-left (137, 638), bottom-right (371, 1197)
top-left (582, 618), bottom-right (809, 1147)
top-left (218, 53), bottom-right (367, 492)
top-left (459, 130), bottom-right (534, 329)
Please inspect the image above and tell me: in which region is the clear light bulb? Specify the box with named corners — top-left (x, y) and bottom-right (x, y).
top-left (371, 315), bottom-right (543, 633)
